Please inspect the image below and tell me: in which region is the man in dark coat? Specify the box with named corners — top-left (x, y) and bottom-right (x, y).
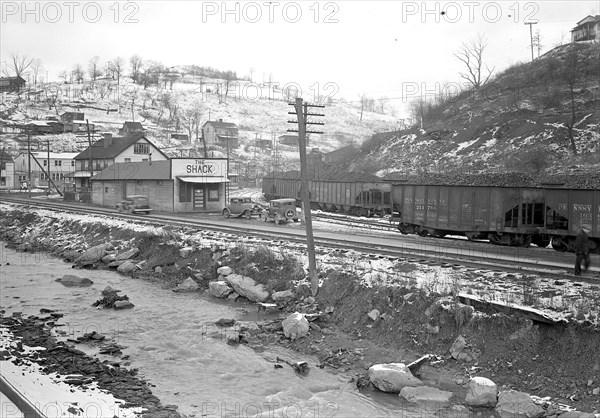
top-left (574, 226), bottom-right (591, 276)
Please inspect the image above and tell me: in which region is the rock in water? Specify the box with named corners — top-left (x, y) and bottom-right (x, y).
top-left (282, 312), bottom-right (309, 340)
top-left (113, 300), bottom-right (135, 310)
top-left (367, 363), bottom-right (424, 393)
top-left (208, 281), bottom-right (233, 298)
top-left (173, 277), bottom-right (199, 292)
top-left (56, 274), bottom-right (93, 287)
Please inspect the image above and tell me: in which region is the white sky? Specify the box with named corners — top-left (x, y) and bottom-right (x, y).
top-left (1, 0), bottom-right (599, 113)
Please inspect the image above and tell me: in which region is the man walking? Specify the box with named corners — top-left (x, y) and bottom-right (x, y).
top-left (574, 226), bottom-right (591, 276)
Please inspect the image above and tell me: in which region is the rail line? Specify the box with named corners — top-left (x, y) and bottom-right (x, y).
top-left (1, 196), bottom-right (598, 283)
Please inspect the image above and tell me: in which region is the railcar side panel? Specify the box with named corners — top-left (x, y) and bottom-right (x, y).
top-left (473, 187), bottom-right (490, 229)
top-left (438, 187), bottom-right (449, 227)
top-left (426, 186), bottom-right (439, 227)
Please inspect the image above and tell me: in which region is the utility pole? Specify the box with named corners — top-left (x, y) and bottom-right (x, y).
top-left (288, 98), bottom-right (324, 296)
top-left (47, 139), bottom-right (51, 195)
top-left (86, 119), bottom-right (93, 190)
top-left (525, 21), bottom-right (538, 62)
top-left (27, 131), bottom-right (31, 199)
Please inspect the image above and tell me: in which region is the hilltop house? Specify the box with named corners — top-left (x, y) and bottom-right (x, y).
top-left (73, 133), bottom-right (168, 188)
top-left (202, 119), bottom-right (239, 148)
top-left (60, 112), bottom-right (85, 123)
top-left (278, 134), bottom-right (299, 147)
top-left (571, 15), bottom-right (600, 42)
top-left (0, 76), bottom-right (26, 93)
top-left (13, 151), bottom-right (79, 190)
top-left (118, 121), bottom-right (145, 137)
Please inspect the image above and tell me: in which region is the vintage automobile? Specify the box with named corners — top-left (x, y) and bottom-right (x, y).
top-left (260, 198), bottom-right (301, 224)
top-left (116, 195), bottom-right (153, 214)
top-left (222, 197), bottom-right (264, 219)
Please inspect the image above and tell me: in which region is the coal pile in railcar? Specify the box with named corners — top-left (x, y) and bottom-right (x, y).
top-left (384, 172), bottom-right (600, 189)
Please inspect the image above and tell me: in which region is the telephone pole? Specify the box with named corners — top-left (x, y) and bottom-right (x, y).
top-left (288, 98), bottom-right (324, 296)
top-left (525, 21), bottom-right (538, 62)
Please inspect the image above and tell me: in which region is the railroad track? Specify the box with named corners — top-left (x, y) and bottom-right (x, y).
top-left (1, 196), bottom-right (599, 283)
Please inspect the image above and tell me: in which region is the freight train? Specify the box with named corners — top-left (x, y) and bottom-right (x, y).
top-left (262, 171), bottom-right (600, 253)
top-left (262, 171), bottom-right (392, 217)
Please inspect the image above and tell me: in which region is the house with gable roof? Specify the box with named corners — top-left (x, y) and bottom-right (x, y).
top-left (571, 15), bottom-right (600, 42)
top-left (202, 119), bottom-right (239, 148)
top-left (73, 133), bottom-right (168, 188)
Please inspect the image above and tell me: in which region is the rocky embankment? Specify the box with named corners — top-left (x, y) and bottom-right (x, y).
top-left (1, 204), bottom-right (599, 416)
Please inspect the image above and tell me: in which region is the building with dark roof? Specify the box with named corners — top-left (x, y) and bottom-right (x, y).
top-left (118, 121), bottom-right (145, 137)
top-left (202, 119), bottom-right (239, 148)
top-left (0, 76), bottom-right (26, 93)
top-left (73, 134), bottom-right (168, 188)
top-left (91, 158), bottom-right (230, 212)
top-left (571, 15), bottom-right (600, 42)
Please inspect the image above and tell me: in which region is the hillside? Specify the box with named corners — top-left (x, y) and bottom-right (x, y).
top-left (0, 73), bottom-right (397, 169)
top-left (350, 42), bottom-right (600, 177)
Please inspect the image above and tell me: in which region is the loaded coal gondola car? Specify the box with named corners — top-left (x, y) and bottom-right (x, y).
top-left (390, 173), bottom-right (599, 253)
top-left (263, 171), bottom-right (392, 217)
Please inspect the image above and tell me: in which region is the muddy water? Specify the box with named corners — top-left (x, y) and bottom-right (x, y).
top-left (0, 242), bottom-right (439, 418)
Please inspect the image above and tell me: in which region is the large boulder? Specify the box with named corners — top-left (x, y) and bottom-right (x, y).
top-left (368, 363), bottom-right (424, 393)
top-left (117, 260), bottom-right (138, 274)
top-left (465, 376), bottom-right (498, 407)
top-left (115, 247), bottom-right (139, 261)
top-left (208, 281), bottom-right (233, 298)
top-left (282, 312), bottom-right (309, 340)
top-left (74, 243), bottom-right (114, 264)
top-left (114, 300), bottom-right (135, 310)
top-left (55, 274), bottom-right (93, 287)
top-left (495, 390), bottom-right (544, 418)
top-left (400, 386), bottom-right (453, 404)
top-left (226, 274), bottom-right (269, 302)
top-left (272, 290), bottom-right (294, 302)
top-left (217, 266), bottom-right (234, 276)
top-left (173, 277), bottom-right (199, 292)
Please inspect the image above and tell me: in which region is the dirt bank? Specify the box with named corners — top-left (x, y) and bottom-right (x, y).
top-left (1, 204), bottom-right (599, 415)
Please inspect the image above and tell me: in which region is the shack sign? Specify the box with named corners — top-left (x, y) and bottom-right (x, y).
top-left (171, 158), bottom-right (228, 178)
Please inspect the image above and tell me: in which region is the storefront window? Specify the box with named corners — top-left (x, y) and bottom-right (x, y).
top-left (178, 180), bottom-right (192, 202)
top-left (208, 184), bottom-right (219, 201)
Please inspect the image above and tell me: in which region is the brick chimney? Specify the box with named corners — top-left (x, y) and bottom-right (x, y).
top-left (102, 133), bottom-right (113, 147)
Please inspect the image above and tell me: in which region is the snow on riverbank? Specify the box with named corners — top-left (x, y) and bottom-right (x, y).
top-left (0, 326), bottom-right (142, 418)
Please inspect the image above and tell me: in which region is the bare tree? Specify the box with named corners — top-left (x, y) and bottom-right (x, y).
top-left (58, 70), bottom-right (69, 84)
top-left (218, 70), bottom-right (237, 103)
top-left (409, 96), bottom-right (428, 129)
top-left (130, 55), bottom-right (143, 83)
top-left (454, 34), bottom-right (495, 89)
top-left (533, 30), bottom-right (543, 59)
top-left (3, 52), bottom-right (33, 78)
top-left (30, 58), bottom-right (44, 86)
top-left (72, 64), bottom-right (85, 84)
top-left (377, 96), bottom-right (389, 114)
top-left (556, 48), bottom-right (581, 155)
top-left (88, 56), bottom-right (102, 81)
top-left (358, 93), bottom-right (369, 121)
top-left (108, 57), bottom-right (125, 82)
top-left (178, 101), bottom-right (206, 156)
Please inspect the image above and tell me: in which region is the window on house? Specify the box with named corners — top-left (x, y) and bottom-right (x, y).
top-left (58, 160), bottom-right (62, 166)
top-left (142, 158), bottom-right (148, 162)
top-left (124, 158), bottom-right (131, 162)
top-left (71, 161), bottom-right (75, 167)
top-left (134, 143), bottom-right (150, 154)
top-left (54, 160), bottom-right (58, 166)
top-left (105, 187), bottom-right (109, 193)
top-left (43, 160), bottom-right (47, 166)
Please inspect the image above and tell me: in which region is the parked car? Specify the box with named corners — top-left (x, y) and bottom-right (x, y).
top-left (116, 195), bottom-right (153, 214)
top-left (260, 198), bottom-right (301, 224)
top-left (222, 196), bottom-right (264, 219)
